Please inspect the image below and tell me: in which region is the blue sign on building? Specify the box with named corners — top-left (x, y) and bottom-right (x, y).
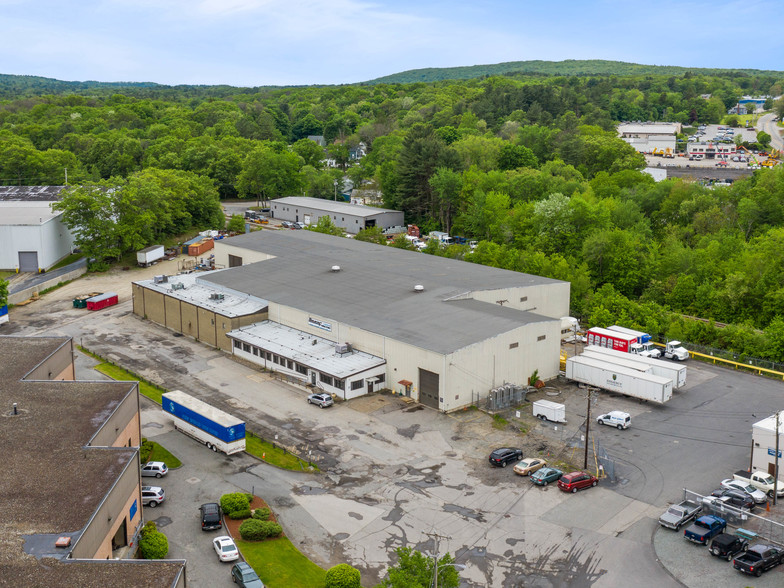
top-left (768, 448), bottom-right (782, 458)
top-left (130, 498), bottom-right (138, 521)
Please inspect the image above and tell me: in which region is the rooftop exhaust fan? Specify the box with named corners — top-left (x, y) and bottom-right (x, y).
top-left (331, 265), bottom-right (341, 272)
top-left (413, 284), bottom-right (424, 293)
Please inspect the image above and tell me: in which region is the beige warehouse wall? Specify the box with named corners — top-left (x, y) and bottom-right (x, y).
top-left (142, 289), bottom-right (166, 325)
top-left (470, 282), bottom-right (570, 320)
top-left (181, 302), bottom-right (199, 338)
top-left (213, 239), bottom-right (276, 268)
top-left (164, 295), bottom-right (182, 331)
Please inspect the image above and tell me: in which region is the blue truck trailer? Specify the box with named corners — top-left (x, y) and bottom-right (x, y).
top-left (162, 390), bottom-right (246, 455)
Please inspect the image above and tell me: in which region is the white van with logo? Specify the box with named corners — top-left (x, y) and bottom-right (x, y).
top-left (596, 411), bottom-right (631, 430)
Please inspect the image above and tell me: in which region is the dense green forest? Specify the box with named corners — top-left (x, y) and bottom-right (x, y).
top-left (3, 67), bottom-right (784, 362)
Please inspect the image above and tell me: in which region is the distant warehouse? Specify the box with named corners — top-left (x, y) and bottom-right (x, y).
top-left (133, 230), bottom-right (570, 412)
top-left (618, 122), bottom-right (681, 154)
top-left (270, 196), bottom-right (404, 234)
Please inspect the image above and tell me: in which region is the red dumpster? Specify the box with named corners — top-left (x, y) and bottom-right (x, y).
top-left (86, 292), bottom-right (119, 311)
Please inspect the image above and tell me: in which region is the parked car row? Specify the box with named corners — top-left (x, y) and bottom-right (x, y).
top-left (488, 448), bottom-right (598, 493)
top-left (140, 461), bottom-right (168, 508)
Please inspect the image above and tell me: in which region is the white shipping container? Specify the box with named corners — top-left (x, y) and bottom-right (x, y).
top-left (565, 355), bottom-right (673, 403)
top-left (582, 345), bottom-right (687, 388)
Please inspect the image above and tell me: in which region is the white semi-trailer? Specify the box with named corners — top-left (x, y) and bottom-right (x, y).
top-left (137, 244), bottom-right (165, 267)
top-left (162, 390), bottom-right (246, 455)
top-left (581, 345), bottom-right (687, 389)
top-left (565, 355), bottom-right (673, 403)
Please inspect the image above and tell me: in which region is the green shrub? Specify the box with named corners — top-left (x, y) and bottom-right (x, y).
top-left (139, 529), bottom-right (169, 559)
top-left (252, 507), bottom-right (271, 521)
top-left (140, 438), bottom-right (154, 464)
top-left (229, 508), bottom-right (252, 520)
top-left (239, 519), bottom-right (265, 541)
top-left (220, 492), bottom-right (250, 516)
top-left (244, 492), bottom-right (254, 503)
top-left (239, 519), bottom-right (283, 541)
top-left (140, 520), bottom-right (157, 537)
top-left (325, 563), bottom-right (361, 588)
top-left (258, 521), bottom-right (283, 538)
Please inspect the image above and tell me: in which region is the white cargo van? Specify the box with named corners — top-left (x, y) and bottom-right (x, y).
top-left (532, 400), bottom-right (566, 424)
top-left (596, 410), bottom-right (631, 430)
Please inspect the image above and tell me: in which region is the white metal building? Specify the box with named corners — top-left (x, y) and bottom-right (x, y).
top-left (0, 186), bottom-right (76, 272)
top-left (686, 142), bottom-right (737, 159)
top-left (752, 413), bottom-right (784, 477)
top-left (618, 122), bottom-right (681, 154)
top-left (270, 196), bottom-right (404, 234)
top-left (196, 230), bottom-right (570, 411)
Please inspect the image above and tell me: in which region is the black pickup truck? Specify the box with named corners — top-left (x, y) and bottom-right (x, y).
top-left (733, 544), bottom-right (784, 577)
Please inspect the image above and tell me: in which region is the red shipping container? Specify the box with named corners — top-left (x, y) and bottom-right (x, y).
top-left (86, 292), bottom-right (119, 311)
top-left (585, 326), bottom-right (637, 353)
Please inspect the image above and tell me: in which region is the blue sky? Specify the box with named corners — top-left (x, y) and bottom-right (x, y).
top-left (0, 0), bottom-right (781, 86)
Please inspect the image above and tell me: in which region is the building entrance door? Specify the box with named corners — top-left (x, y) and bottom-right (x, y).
top-left (418, 368), bottom-right (440, 409)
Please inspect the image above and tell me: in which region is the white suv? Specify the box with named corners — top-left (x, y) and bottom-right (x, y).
top-left (597, 411), bottom-right (631, 430)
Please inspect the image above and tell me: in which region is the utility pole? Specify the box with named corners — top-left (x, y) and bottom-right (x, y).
top-left (425, 531), bottom-right (449, 588)
top-left (773, 410), bottom-right (781, 506)
top-left (584, 389), bottom-right (592, 470)
top-left (64, 167), bottom-right (68, 186)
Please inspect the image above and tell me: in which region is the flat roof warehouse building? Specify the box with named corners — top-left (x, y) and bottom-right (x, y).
top-left (270, 196), bottom-right (404, 233)
top-left (133, 231), bottom-right (569, 411)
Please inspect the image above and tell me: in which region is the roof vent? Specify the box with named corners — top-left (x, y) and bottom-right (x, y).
top-left (413, 284), bottom-right (425, 293)
top-left (331, 265), bottom-right (341, 272)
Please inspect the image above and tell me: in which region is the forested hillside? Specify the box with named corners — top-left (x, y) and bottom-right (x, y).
top-left (3, 69), bottom-right (784, 361)
top-left (364, 59), bottom-right (784, 84)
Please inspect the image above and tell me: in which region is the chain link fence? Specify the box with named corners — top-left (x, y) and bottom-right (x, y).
top-left (683, 488), bottom-right (784, 546)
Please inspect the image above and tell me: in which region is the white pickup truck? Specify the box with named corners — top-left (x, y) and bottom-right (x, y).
top-left (734, 470), bottom-right (784, 498)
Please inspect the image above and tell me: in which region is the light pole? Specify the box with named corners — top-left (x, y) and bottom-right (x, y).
top-left (431, 562), bottom-right (466, 588)
top-left (333, 179), bottom-right (338, 202)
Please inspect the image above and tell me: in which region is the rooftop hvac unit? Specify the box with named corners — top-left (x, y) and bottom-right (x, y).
top-left (153, 275), bottom-right (168, 284)
top-left (413, 284), bottom-right (424, 293)
top-left (209, 293), bottom-right (225, 301)
top-left (335, 342), bottom-right (353, 354)
top-left (171, 282), bottom-right (185, 291)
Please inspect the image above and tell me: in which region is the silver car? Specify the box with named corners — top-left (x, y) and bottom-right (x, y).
top-left (141, 461), bottom-right (168, 478)
top-left (720, 478), bottom-right (767, 504)
top-left (142, 485), bottom-right (165, 507)
top-left (307, 393), bottom-right (333, 408)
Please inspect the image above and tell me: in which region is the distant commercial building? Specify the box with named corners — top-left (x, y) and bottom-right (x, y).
top-left (0, 336), bottom-right (185, 586)
top-left (0, 186), bottom-right (77, 272)
top-left (270, 196), bottom-right (404, 234)
top-left (134, 230), bottom-right (570, 411)
top-left (686, 142), bottom-right (737, 159)
top-left (617, 122), bottom-right (681, 154)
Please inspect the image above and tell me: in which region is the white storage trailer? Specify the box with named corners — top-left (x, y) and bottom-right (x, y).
top-left (581, 345), bottom-right (687, 389)
top-left (137, 244), bottom-right (165, 267)
top-left (162, 390), bottom-right (246, 455)
top-left (565, 355), bottom-right (674, 403)
top-left (532, 399), bottom-right (567, 423)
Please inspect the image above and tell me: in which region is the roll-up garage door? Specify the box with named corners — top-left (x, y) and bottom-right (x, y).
top-left (18, 251), bottom-right (38, 272)
top-left (418, 368), bottom-right (440, 409)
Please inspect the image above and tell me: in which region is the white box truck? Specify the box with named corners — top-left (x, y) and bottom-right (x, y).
top-left (137, 244), bottom-right (165, 267)
top-left (162, 390), bottom-right (246, 455)
top-left (565, 355), bottom-right (673, 403)
top-left (581, 345), bottom-right (687, 389)
top-left (533, 400), bottom-right (567, 423)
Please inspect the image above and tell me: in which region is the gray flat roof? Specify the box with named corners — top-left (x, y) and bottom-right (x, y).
top-left (135, 273), bottom-right (267, 317)
top-left (273, 196), bottom-right (400, 218)
top-left (229, 321), bottom-right (385, 378)
top-left (203, 231), bottom-right (562, 354)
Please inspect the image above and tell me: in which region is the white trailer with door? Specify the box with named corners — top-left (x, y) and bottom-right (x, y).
top-left (532, 399), bottom-right (567, 423)
top-left (581, 345), bottom-right (687, 389)
top-left (565, 355), bottom-right (674, 403)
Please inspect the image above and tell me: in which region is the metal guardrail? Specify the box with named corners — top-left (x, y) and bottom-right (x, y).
top-left (653, 342), bottom-right (784, 380)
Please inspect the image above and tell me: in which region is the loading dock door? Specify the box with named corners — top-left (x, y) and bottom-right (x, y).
top-left (228, 254), bottom-right (243, 268)
top-left (418, 368), bottom-right (440, 409)
top-left (18, 251), bottom-right (38, 272)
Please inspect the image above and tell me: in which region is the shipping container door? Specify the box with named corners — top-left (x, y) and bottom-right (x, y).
top-left (18, 251), bottom-right (38, 272)
top-left (418, 368), bottom-right (439, 409)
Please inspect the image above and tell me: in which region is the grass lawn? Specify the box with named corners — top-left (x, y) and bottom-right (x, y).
top-left (237, 536), bottom-right (326, 588)
top-left (93, 362), bottom-right (165, 404)
top-left (245, 431), bottom-right (318, 472)
top-left (142, 439), bottom-right (182, 469)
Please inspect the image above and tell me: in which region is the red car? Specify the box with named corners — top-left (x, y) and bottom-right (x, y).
top-left (557, 471), bottom-right (598, 493)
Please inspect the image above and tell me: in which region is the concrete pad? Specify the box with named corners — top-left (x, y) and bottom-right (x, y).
top-left (290, 493), bottom-right (385, 537)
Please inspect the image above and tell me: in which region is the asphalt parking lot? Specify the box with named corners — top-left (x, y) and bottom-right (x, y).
top-left (5, 269), bottom-right (784, 586)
